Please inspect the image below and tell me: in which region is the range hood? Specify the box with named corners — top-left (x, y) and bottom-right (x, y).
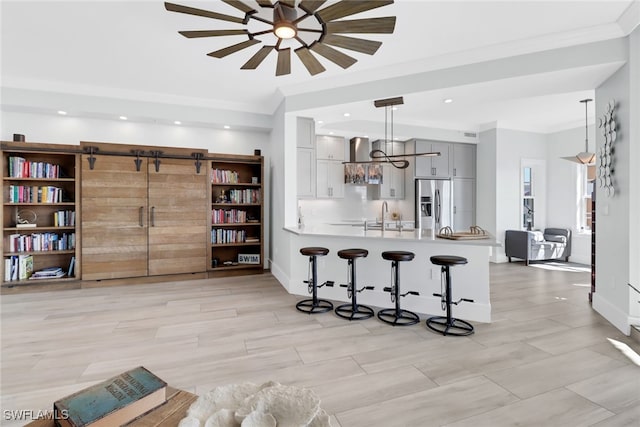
top-left (349, 137), bottom-right (370, 162)
top-left (345, 137), bottom-right (383, 184)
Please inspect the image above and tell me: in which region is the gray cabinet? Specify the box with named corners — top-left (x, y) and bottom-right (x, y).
top-left (371, 140), bottom-right (405, 199)
top-left (316, 135), bottom-right (345, 160)
top-left (316, 159), bottom-right (344, 198)
top-left (453, 178), bottom-right (475, 231)
top-left (296, 117), bottom-right (315, 149)
top-left (297, 148), bottom-right (315, 198)
top-left (452, 144), bottom-right (476, 178)
top-left (414, 140), bottom-right (451, 178)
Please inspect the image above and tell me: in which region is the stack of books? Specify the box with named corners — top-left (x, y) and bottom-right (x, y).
top-left (29, 267), bottom-right (64, 280)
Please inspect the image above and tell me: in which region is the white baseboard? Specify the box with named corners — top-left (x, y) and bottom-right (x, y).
top-left (269, 260), bottom-right (292, 293)
top-left (592, 293), bottom-right (631, 335)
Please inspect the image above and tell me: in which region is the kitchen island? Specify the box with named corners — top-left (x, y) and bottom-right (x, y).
top-left (283, 224), bottom-right (501, 323)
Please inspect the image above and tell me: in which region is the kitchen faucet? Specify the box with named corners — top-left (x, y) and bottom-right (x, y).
top-left (381, 201), bottom-right (388, 232)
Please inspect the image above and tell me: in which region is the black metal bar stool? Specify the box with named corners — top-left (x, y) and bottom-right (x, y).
top-left (426, 255), bottom-right (475, 336)
top-left (296, 247), bottom-right (334, 314)
top-left (378, 251), bottom-right (420, 326)
top-left (335, 248), bottom-right (375, 320)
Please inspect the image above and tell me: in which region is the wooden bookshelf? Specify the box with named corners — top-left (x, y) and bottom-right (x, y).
top-left (1, 141), bottom-right (80, 287)
top-left (209, 154), bottom-right (264, 277)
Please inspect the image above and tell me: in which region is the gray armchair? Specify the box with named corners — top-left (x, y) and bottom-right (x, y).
top-left (505, 228), bottom-right (571, 266)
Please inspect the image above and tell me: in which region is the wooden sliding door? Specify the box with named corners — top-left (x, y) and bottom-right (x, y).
top-left (81, 155), bottom-right (149, 280)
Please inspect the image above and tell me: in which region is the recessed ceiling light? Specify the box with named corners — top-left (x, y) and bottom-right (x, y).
top-left (364, 135), bottom-right (369, 138)
top-left (223, 125), bottom-right (230, 129)
top-left (317, 120), bottom-right (324, 124)
top-left (343, 113), bottom-right (350, 117)
top-left (57, 110), bottom-right (67, 115)
top-left (119, 116), bottom-right (128, 120)
top-left (174, 120), bottom-right (182, 125)
top-left (329, 131), bottom-right (334, 135)
top-left (443, 98), bottom-right (453, 104)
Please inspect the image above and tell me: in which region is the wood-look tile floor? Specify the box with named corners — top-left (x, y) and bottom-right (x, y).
top-left (2, 263), bottom-right (639, 426)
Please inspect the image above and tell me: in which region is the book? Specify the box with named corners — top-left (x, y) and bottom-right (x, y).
top-left (18, 254), bottom-right (34, 280)
top-left (67, 256), bottom-right (75, 278)
top-left (54, 366), bottom-right (167, 427)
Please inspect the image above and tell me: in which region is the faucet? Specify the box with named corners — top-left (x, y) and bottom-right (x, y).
top-left (381, 201), bottom-right (388, 231)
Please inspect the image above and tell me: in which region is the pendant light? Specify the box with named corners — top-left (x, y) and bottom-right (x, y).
top-left (563, 98), bottom-right (595, 165)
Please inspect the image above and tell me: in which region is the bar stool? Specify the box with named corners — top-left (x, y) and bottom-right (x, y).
top-left (378, 251), bottom-right (420, 326)
top-left (335, 249), bottom-right (375, 320)
top-left (426, 255), bottom-right (475, 336)
top-left (296, 247), bottom-right (334, 314)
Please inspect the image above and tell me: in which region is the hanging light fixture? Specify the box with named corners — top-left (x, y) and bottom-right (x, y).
top-left (562, 98), bottom-right (595, 165)
top-left (342, 96), bottom-right (440, 170)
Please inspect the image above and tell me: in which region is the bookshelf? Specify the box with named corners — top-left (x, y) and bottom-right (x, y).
top-left (209, 154), bottom-right (264, 276)
top-left (1, 141), bottom-right (80, 286)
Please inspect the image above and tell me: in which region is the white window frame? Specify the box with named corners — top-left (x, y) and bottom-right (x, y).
top-left (577, 164), bottom-right (594, 232)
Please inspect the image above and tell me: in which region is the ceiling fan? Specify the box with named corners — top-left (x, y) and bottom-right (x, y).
top-left (164, 0), bottom-right (396, 76)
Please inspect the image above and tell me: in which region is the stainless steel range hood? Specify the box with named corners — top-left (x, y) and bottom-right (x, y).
top-left (349, 137), bottom-right (370, 162)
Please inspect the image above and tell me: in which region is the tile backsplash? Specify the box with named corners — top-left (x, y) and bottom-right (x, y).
top-left (298, 185), bottom-right (414, 225)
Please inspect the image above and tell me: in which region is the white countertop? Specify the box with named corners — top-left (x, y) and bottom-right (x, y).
top-left (284, 224), bottom-right (502, 247)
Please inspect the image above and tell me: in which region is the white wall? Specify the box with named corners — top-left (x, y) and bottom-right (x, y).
top-left (593, 51), bottom-right (632, 334)
top-left (476, 129), bottom-right (498, 251)
top-left (546, 126), bottom-right (595, 264)
top-left (493, 128), bottom-right (547, 262)
top-left (628, 24), bottom-right (640, 323)
top-left (1, 110), bottom-right (273, 268)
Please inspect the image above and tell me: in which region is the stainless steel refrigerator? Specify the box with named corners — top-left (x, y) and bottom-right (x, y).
top-left (415, 179), bottom-right (453, 232)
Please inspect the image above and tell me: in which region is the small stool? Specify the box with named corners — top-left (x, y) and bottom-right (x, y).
top-left (426, 255), bottom-right (475, 336)
top-left (296, 247), bottom-right (334, 314)
top-left (335, 249), bottom-right (375, 320)
top-left (378, 251), bottom-right (420, 326)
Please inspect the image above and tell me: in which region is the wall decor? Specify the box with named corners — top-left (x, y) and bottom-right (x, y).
top-left (598, 98), bottom-right (616, 197)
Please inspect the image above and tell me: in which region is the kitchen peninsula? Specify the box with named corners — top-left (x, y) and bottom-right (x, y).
top-left (284, 224), bottom-right (501, 323)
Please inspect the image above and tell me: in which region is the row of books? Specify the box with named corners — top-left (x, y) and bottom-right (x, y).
top-left (225, 188), bottom-right (260, 204)
top-left (54, 210), bottom-right (76, 227)
top-left (212, 208), bottom-right (248, 224)
top-left (210, 168), bottom-right (240, 184)
top-left (211, 228), bottom-right (248, 244)
top-left (8, 185), bottom-right (64, 203)
top-left (4, 254), bottom-right (33, 281)
top-left (7, 156), bottom-right (63, 179)
top-left (7, 232), bottom-right (76, 253)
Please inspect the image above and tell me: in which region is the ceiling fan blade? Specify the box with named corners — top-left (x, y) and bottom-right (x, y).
top-left (279, 0), bottom-right (296, 7)
top-left (316, 0), bottom-right (393, 22)
top-left (299, 0), bottom-right (327, 14)
top-left (310, 43), bottom-right (357, 69)
top-left (241, 45), bottom-right (274, 69)
top-left (326, 16), bottom-right (396, 34)
top-left (221, 0), bottom-right (256, 14)
top-left (255, 0), bottom-right (273, 6)
top-left (207, 39), bottom-right (261, 58)
top-left (295, 47), bottom-right (326, 76)
top-left (179, 29), bottom-right (248, 38)
top-left (321, 34), bottom-right (381, 55)
top-left (164, 2), bottom-right (244, 24)
top-left (276, 48), bottom-right (292, 76)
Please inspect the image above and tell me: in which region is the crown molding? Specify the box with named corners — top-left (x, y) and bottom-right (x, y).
top-left (618, 0), bottom-right (640, 34)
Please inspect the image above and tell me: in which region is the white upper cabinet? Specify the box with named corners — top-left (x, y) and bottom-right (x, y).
top-left (452, 144), bottom-right (476, 178)
top-left (296, 117), bottom-right (315, 149)
top-left (414, 139), bottom-right (451, 178)
top-left (316, 135), bottom-right (346, 161)
top-left (316, 159), bottom-right (344, 198)
top-left (370, 140), bottom-right (405, 199)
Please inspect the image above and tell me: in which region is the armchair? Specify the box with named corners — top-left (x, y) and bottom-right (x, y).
top-left (505, 228), bottom-right (571, 266)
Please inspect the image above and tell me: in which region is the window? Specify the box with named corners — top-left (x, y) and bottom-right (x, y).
top-left (523, 167), bottom-right (534, 230)
top-left (578, 165), bottom-right (594, 231)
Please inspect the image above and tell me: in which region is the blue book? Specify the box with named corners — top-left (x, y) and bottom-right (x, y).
top-left (53, 366), bottom-right (167, 427)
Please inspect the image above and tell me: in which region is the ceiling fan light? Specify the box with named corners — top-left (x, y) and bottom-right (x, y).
top-left (274, 22), bottom-right (297, 39)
